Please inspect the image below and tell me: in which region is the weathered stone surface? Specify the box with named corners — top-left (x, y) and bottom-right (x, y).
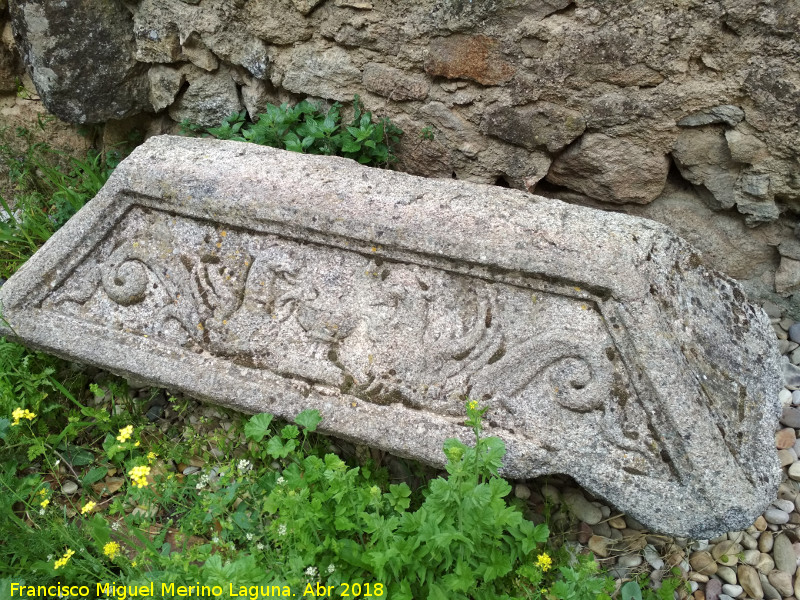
top-left (775, 258), bottom-right (800, 295)
top-left (678, 105), bottom-right (745, 128)
top-left (180, 33), bottom-right (219, 72)
top-left (672, 128), bottom-right (739, 210)
top-left (0, 40), bottom-right (20, 92)
top-left (10, 0), bottom-right (800, 311)
top-left (9, 0), bottom-right (149, 123)
top-left (244, 0), bottom-right (314, 45)
top-left (0, 136), bottom-right (781, 537)
top-left (547, 133), bottom-right (670, 204)
top-left (481, 102), bottom-right (586, 153)
top-left (362, 63), bottom-right (429, 101)
top-left (289, 0), bottom-right (325, 15)
top-left (279, 44), bottom-right (361, 101)
top-left (424, 35), bottom-right (515, 86)
top-left (148, 65), bottom-right (185, 113)
top-left (167, 65), bottom-right (242, 127)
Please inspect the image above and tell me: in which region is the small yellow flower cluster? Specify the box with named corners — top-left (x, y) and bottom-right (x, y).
top-left (54, 548), bottom-right (75, 570)
top-left (103, 541), bottom-right (121, 560)
top-left (11, 407), bottom-right (36, 426)
top-left (536, 552), bottom-right (553, 572)
top-left (81, 500), bottom-right (97, 515)
top-left (116, 425), bottom-right (134, 443)
top-left (147, 451), bottom-right (158, 462)
top-left (128, 465), bottom-right (151, 488)
top-left (37, 489), bottom-right (50, 509)
top-left (467, 400), bottom-right (478, 411)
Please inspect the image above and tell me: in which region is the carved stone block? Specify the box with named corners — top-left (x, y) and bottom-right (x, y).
top-left (0, 136), bottom-right (781, 537)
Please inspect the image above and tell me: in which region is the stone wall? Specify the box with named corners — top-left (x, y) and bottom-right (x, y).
top-left (4, 0), bottom-right (800, 316)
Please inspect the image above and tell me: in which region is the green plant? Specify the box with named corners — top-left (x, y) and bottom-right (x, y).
top-left (420, 125), bottom-right (435, 141)
top-left (194, 95), bottom-right (403, 167)
top-left (0, 128), bottom-right (117, 279)
top-left (621, 569), bottom-right (689, 600)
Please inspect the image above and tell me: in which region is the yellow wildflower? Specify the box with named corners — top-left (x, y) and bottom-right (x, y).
top-left (116, 425), bottom-right (133, 443)
top-left (147, 451), bottom-right (158, 462)
top-left (467, 400), bottom-right (478, 411)
top-left (103, 541), bottom-right (121, 560)
top-left (134, 441), bottom-right (140, 447)
top-left (536, 552), bottom-right (553, 572)
top-left (11, 407), bottom-right (36, 426)
top-left (128, 465), bottom-right (151, 488)
top-left (54, 548), bottom-right (75, 570)
top-left (81, 500), bottom-right (97, 515)
top-left (40, 498), bottom-right (50, 509)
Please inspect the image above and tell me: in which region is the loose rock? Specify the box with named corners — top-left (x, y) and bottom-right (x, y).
top-left (705, 579), bottom-right (722, 600)
top-left (716, 565), bottom-right (738, 584)
top-left (712, 540), bottom-right (742, 566)
top-left (691, 551), bottom-right (718, 576)
top-left (766, 570), bottom-right (793, 597)
top-left (720, 584), bottom-right (742, 597)
top-left (644, 545), bottom-right (665, 570)
top-left (618, 554), bottom-right (643, 568)
top-left (775, 428), bottom-right (796, 449)
top-left (588, 535), bottom-right (610, 558)
top-left (563, 490), bottom-right (603, 525)
top-left (758, 573), bottom-right (781, 600)
top-left (754, 516), bottom-right (768, 531)
top-left (771, 498), bottom-right (795, 513)
top-left (758, 531), bottom-right (774, 553)
top-left (738, 564), bottom-right (764, 599)
top-left (609, 515), bottom-right (627, 529)
top-left (755, 553), bottom-right (775, 575)
top-left (514, 483), bottom-right (531, 500)
top-left (777, 449), bottom-right (796, 467)
top-left (763, 508), bottom-right (790, 525)
top-left (61, 480), bottom-right (78, 495)
top-left (771, 534), bottom-right (796, 576)
top-left (781, 406), bottom-right (800, 429)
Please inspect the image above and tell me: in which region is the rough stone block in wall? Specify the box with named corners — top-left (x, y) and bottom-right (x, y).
top-left (0, 136), bottom-right (782, 538)
top-left (9, 0), bottom-right (149, 123)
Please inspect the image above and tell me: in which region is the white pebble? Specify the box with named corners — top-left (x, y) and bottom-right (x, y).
top-left (780, 389), bottom-right (793, 405)
top-left (61, 480), bottom-right (78, 495)
top-left (793, 390), bottom-right (800, 406)
top-left (772, 498), bottom-right (795, 513)
top-left (618, 554), bottom-right (643, 568)
top-left (788, 462), bottom-right (800, 481)
top-left (722, 584), bottom-right (743, 597)
top-left (643, 544), bottom-right (664, 569)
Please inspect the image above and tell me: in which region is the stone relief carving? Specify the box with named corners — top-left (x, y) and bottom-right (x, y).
top-left (44, 205), bottom-right (664, 477)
